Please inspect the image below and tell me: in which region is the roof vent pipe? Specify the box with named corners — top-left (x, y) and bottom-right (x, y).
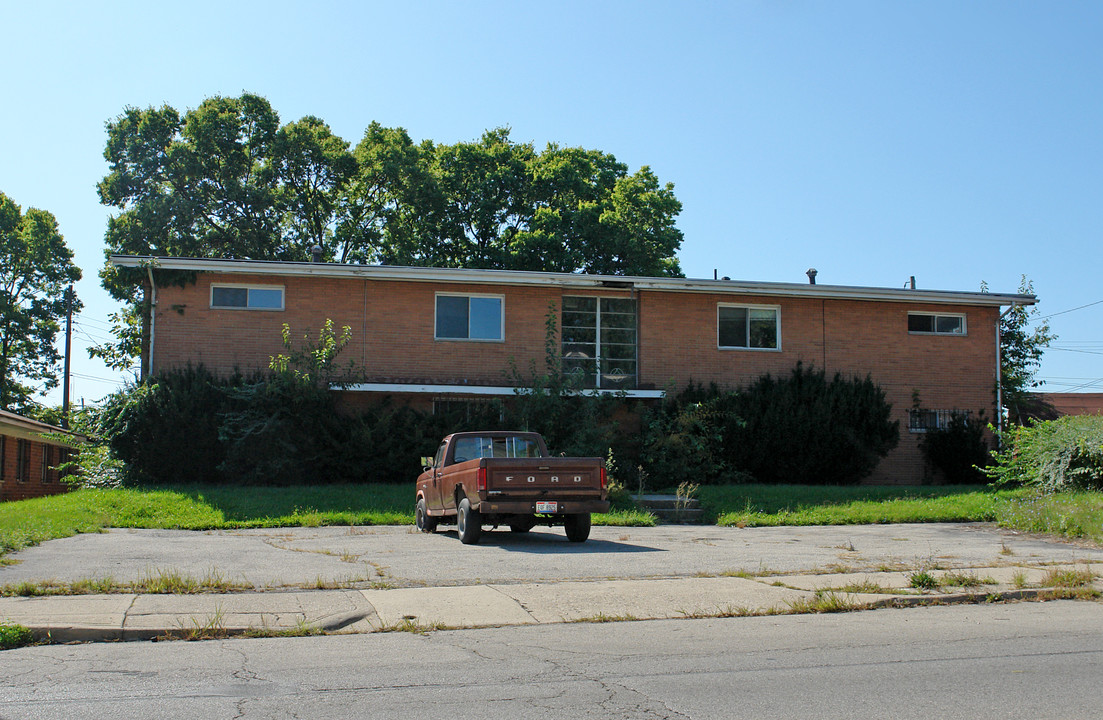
top-left (311, 245), bottom-right (323, 263)
top-left (910, 275), bottom-right (916, 290)
top-left (806, 268), bottom-right (818, 285)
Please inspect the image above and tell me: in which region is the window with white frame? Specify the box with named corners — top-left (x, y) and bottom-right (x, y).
top-left (561, 296), bottom-right (637, 389)
top-left (210, 284), bottom-right (284, 310)
top-left (908, 312), bottom-right (965, 335)
top-left (435, 294), bottom-right (503, 341)
top-left (718, 304), bottom-right (780, 350)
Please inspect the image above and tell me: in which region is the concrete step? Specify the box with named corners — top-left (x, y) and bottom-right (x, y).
top-left (634, 494), bottom-right (705, 524)
top-left (634, 494), bottom-right (701, 510)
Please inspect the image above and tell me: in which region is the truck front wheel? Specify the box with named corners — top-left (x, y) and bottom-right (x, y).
top-left (457, 498), bottom-right (483, 545)
top-left (564, 513), bottom-right (591, 543)
top-left (416, 498), bottom-right (437, 533)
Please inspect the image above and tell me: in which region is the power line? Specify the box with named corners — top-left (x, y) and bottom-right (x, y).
top-left (1036, 299), bottom-right (1103, 321)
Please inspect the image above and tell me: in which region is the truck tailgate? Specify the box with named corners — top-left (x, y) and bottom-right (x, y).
top-left (483, 458), bottom-right (604, 497)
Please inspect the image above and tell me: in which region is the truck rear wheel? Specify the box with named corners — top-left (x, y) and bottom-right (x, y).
top-left (416, 498), bottom-right (437, 533)
top-left (564, 513), bottom-right (591, 543)
top-left (457, 498), bottom-right (483, 545)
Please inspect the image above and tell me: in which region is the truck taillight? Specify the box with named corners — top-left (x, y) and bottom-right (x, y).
top-left (600, 467), bottom-right (607, 490)
top-left (477, 467), bottom-right (487, 492)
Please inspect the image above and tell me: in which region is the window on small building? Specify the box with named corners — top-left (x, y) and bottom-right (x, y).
top-left (435, 294), bottom-right (503, 341)
top-left (0, 435), bottom-right (6, 483)
top-left (210, 284), bottom-right (285, 310)
top-left (41, 444), bottom-right (50, 483)
top-left (908, 312), bottom-right (965, 335)
top-left (718, 305), bottom-right (780, 350)
top-left (16, 439), bottom-right (30, 483)
top-left (561, 296), bottom-right (637, 389)
top-left (908, 408), bottom-right (971, 433)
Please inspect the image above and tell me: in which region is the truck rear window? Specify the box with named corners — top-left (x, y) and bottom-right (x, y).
top-left (452, 436), bottom-right (543, 463)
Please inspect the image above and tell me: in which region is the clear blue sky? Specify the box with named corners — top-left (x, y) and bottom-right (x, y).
top-left (2, 0), bottom-right (1100, 408)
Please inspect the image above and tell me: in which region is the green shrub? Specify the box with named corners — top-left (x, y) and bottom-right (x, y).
top-left (641, 383), bottom-right (742, 485)
top-left (725, 364), bottom-right (898, 484)
top-left (918, 412), bottom-right (991, 484)
top-left (0, 621), bottom-right (34, 650)
top-left (98, 365), bottom-right (237, 484)
top-left (987, 415), bottom-right (1103, 491)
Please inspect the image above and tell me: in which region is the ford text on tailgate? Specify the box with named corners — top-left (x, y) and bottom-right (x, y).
top-left (414, 431), bottom-right (609, 544)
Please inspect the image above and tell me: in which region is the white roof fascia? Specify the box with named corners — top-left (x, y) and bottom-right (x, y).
top-left (337, 383), bottom-right (666, 399)
top-left (110, 255), bottom-right (1035, 308)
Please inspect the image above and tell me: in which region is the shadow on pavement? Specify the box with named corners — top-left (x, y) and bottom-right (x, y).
top-left (439, 529), bottom-right (665, 554)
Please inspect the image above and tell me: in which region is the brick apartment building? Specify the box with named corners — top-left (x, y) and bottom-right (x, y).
top-left (111, 255), bottom-right (1035, 483)
top-left (0, 410), bottom-right (82, 502)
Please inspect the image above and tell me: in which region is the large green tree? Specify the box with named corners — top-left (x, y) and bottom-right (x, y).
top-left (0, 191), bottom-right (82, 413)
top-left (97, 95), bottom-right (685, 368)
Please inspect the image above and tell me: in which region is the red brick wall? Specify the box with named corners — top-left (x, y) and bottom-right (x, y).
top-left (150, 274), bottom-right (999, 484)
top-left (0, 435), bottom-right (73, 502)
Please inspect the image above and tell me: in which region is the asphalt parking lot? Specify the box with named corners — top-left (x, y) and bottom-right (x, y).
top-left (4, 522), bottom-right (1102, 590)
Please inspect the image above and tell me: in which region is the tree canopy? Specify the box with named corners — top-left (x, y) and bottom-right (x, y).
top-left (97, 93), bottom-right (685, 369)
top-left (98, 93), bottom-right (683, 300)
top-left (0, 191), bottom-right (82, 413)
top-left (995, 276), bottom-right (1055, 424)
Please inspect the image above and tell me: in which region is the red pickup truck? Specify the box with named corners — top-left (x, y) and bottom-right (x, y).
top-left (415, 431), bottom-right (609, 544)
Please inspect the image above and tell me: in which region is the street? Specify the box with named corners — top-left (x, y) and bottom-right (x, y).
top-left (3, 601), bottom-right (1101, 719)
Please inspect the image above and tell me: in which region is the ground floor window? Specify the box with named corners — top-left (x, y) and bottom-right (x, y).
top-left (16, 439), bottom-right (30, 483)
top-left (908, 408), bottom-right (971, 433)
top-left (432, 397), bottom-right (504, 423)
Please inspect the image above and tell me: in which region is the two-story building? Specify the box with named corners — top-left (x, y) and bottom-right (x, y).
top-left (110, 255), bottom-right (1035, 483)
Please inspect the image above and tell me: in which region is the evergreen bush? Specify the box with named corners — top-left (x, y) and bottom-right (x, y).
top-left (918, 412), bottom-right (991, 484)
top-left (726, 364), bottom-right (898, 484)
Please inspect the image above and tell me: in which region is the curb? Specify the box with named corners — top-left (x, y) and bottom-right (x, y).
top-left (15, 585), bottom-right (1089, 645)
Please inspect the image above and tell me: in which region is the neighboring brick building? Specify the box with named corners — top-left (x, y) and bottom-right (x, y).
top-left (0, 410), bottom-right (82, 502)
top-left (111, 255), bottom-right (1036, 483)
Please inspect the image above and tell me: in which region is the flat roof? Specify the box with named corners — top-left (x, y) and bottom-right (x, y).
top-left (110, 255), bottom-right (1036, 307)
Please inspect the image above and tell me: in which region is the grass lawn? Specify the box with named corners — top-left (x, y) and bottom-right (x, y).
top-left (2, 484), bottom-right (1100, 562)
top-left (0, 485), bottom-right (653, 560)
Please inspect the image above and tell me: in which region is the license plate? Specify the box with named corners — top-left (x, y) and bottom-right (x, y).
top-left (536, 501), bottom-right (558, 513)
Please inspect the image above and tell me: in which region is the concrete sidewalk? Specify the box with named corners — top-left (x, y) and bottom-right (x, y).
top-left (4, 563), bottom-right (1100, 643)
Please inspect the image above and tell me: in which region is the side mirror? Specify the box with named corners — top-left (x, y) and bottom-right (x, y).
top-left (420, 456), bottom-right (434, 472)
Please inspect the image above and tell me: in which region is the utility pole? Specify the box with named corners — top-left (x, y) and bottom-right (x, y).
top-left (62, 285), bottom-right (73, 429)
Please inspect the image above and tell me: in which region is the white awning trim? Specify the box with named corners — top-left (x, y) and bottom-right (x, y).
top-left (336, 383), bottom-right (666, 399)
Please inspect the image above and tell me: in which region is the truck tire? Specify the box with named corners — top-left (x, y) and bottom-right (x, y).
top-left (416, 498), bottom-right (437, 533)
top-left (457, 498), bottom-right (483, 545)
top-left (564, 513), bottom-right (591, 543)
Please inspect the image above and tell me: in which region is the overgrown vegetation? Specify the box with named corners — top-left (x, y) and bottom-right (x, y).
top-left (918, 411), bottom-right (992, 484)
top-left (986, 415), bottom-right (1103, 492)
top-left (642, 365), bottom-right (899, 486)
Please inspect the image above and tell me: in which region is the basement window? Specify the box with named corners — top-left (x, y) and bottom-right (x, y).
top-left (211, 284), bottom-right (285, 310)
